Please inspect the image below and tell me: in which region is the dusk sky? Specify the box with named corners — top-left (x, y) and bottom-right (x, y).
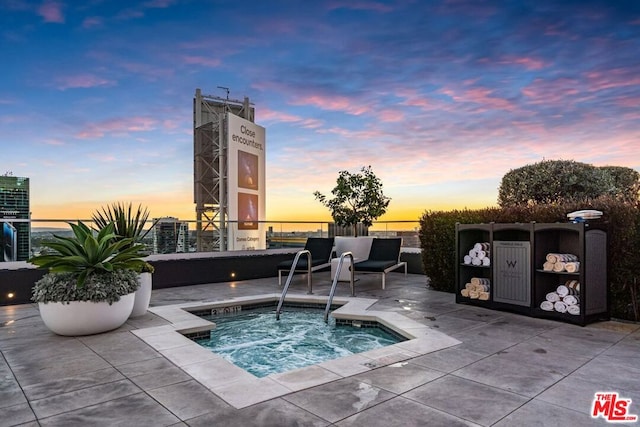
top-left (2, 0), bottom-right (639, 224)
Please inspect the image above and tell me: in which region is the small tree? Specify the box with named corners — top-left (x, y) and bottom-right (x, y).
top-left (313, 166), bottom-right (391, 237)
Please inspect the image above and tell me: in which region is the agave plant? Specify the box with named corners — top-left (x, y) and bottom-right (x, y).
top-left (29, 221), bottom-right (147, 287)
top-left (92, 202), bottom-right (151, 247)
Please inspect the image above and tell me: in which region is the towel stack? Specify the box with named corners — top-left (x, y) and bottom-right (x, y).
top-left (460, 277), bottom-right (490, 300)
top-left (463, 242), bottom-right (491, 267)
top-left (542, 253), bottom-right (579, 273)
top-left (540, 280), bottom-right (581, 315)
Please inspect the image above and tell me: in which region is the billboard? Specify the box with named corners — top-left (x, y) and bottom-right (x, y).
top-left (227, 113), bottom-right (266, 250)
top-left (2, 222), bottom-right (17, 262)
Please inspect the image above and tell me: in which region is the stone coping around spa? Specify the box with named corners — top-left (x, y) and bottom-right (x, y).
top-left (133, 293), bottom-right (461, 409)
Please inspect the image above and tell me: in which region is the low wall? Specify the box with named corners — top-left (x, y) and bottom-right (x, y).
top-left (0, 249), bottom-right (424, 306)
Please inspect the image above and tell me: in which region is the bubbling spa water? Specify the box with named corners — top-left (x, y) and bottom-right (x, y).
top-left (195, 307), bottom-right (402, 378)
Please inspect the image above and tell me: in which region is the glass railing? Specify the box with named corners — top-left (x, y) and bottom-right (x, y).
top-left (0, 218), bottom-right (421, 262)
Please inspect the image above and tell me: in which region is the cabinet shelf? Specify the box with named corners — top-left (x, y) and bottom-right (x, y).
top-left (535, 269), bottom-right (580, 276)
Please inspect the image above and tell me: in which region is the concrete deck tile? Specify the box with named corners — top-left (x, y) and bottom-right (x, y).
top-left (271, 365), bottom-right (342, 392)
top-left (185, 398), bottom-right (330, 427)
top-left (492, 398), bottom-right (607, 427)
top-left (537, 375), bottom-right (640, 415)
top-left (21, 367), bottom-right (124, 401)
top-left (351, 361), bottom-right (444, 394)
top-left (0, 403), bottom-right (37, 427)
top-left (453, 354), bottom-right (566, 397)
top-left (210, 376), bottom-right (293, 408)
top-left (282, 376), bottom-right (396, 423)
top-left (335, 395), bottom-right (482, 426)
top-left (78, 331), bottom-right (160, 366)
top-left (37, 392), bottom-right (180, 427)
top-left (409, 344), bottom-right (490, 373)
top-left (145, 379), bottom-right (230, 420)
top-left (404, 375), bottom-right (529, 426)
top-left (30, 378), bottom-right (140, 419)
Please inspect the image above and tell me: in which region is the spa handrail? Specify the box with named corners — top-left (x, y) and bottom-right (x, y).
top-left (324, 251), bottom-right (355, 323)
top-left (276, 249), bottom-right (312, 320)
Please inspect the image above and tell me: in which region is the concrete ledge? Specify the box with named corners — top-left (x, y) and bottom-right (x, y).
top-left (0, 248), bottom-right (424, 306)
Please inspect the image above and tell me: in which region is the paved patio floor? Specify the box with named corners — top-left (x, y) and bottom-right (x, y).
top-left (1, 272), bottom-right (639, 426)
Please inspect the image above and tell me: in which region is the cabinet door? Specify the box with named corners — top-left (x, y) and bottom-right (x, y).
top-left (493, 241), bottom-right (531, 306)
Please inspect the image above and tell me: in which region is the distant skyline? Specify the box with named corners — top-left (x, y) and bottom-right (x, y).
top-left (2, 0), bottom-right (639, 222)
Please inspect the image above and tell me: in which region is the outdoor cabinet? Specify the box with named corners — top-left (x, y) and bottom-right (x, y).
top-left (455, 222), bottom-right (608, 325)
top-left (532, 222), bottom-right (608, 325)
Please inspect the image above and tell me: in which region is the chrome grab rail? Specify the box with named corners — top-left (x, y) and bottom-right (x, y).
top-left (276, 249), bottom-right (312, 320)
top-left (324, 251), bottom-right (355, 323)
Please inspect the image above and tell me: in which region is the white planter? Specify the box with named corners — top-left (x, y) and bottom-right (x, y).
top-left (130, 272), bottom-right (152, 318)
top-left (38, 293), bottom-right (135, 336)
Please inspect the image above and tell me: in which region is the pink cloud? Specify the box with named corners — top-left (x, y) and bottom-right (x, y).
top-left (75, 117), bottom-right (158, 139)
top-left (258, 108), bottom-right (324, 129)
top-left (585, 69), bottom-right (640, 91)
top-left (291, 94), bottom-right (370, 115)
top-left (378, 109), bottom-right (404, 122)
top-left (506, 56), bottom-right (547, 70)
top-left (38, 1), bottom-right (64, 23)
top-left (521, 78), bottom-right (582, 105)
top-left (182, 55), bottom-right (221, 68)
top-left (55, 74), bottom-right (115, 90)
top-left (441, 86), bottom-right (516, 111)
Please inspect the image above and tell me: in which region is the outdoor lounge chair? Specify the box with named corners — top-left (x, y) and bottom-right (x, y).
top-left (277, 237), bottom-right (335, 286)
top-left (353, 237), bottom-right (407, 289)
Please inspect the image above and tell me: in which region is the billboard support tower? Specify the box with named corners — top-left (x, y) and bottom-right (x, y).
top-left (193, 88), bottom-right (254, 252)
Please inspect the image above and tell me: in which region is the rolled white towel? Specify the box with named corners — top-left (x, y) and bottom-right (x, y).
top-left (543, 261), bottom-right (554, 271)
top-left (567, 305), bottom-right (580, 315)
top-left (546, 292), bottom-right (560, 302)
top-left (474, 283), bottom-right (490, 292)
top-left (473, 243), bottom-right (483, 252)
top-left (540, 301), bottom-right (554, 311)
top-left (557, 285), bottom-right (579, 298)
top-left (469, 249), bottom-right (477, 257)
top-left (469, 290), bottom-right (480, 299)
top-left (463, 255), bottom-right (472, 265)
top-left (546, 253), bottom-right (578, 263)
top-left (554, 301), bottom-right (568, 313)
top-left (471, 257), bottom-right (482, 266)
top-left (477, 250), bottom-right (486, 260)
top-left (553, 262), bottom-right (566, 272)
top-left (471, 277), bottom-right (490, 287)
top-left (461, 288), bottom-right (470, 297)
top-left (565, 262), bottom-right (580, 273)
top-left (478, 291), bottom-right (490, 301)
top-left (546, 253), bottom-right (559, 263)
top-left (482, 257), bottom-right (490, 267)
top-left (563, 295), bottom-right (580, 306)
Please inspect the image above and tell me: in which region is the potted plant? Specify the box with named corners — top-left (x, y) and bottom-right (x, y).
top-left (92, 202), bottom-right (155, 317)
top-left (314, 165), bottom-right (391, 237)
top-left (29, 221), bottom-right (147, 336)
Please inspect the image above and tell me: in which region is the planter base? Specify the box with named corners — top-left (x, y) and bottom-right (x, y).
top-left (38, 293), bottom-right (135, 336)
top-left (130, 273), bottom-right (152, 317)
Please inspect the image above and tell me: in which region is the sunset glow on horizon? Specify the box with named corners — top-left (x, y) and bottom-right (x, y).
top-left (2, 1), bottom-right (639, 223)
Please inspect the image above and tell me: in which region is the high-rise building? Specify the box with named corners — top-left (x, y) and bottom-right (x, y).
top-left (0, 175), bottom-right (30, 261)
top-left (152, 217), bottom-right (189, 254)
